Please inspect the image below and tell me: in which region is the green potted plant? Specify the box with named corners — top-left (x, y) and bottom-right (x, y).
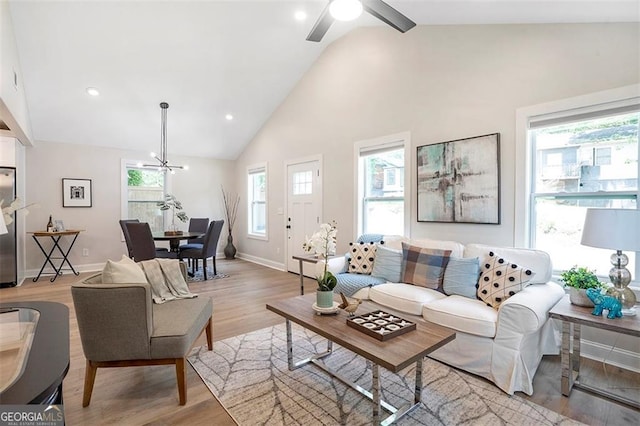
top-left (157, 194), bottom-right (188, 235)
top-left (559, 266), bottom-right (605, 307)
top-left (303, 221), bottom-right (338, 308)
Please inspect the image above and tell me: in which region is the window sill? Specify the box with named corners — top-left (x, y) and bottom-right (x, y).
top-left (247, 233), bottom-right (268, 241)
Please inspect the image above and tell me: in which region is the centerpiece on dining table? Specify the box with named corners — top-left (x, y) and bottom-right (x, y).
top-left (157, 194), bottom-right (189, 236)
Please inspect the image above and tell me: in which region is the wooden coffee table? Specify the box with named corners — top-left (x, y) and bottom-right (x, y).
top-left (266, 294), bottom-right (456, 425)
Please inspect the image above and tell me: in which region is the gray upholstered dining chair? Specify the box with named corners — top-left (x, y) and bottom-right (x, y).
top-left (180, 218), bottom-right (209, 270)
top-left (119, 219), bottom-right (168, 258)
top-left (179, 220), bottom-right (224, 279)
top-left (125, 222), bottom-right (176, 262)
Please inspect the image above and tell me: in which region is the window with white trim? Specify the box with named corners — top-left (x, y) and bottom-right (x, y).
top-left (247, 164), bottom-right (267, 238)
top-left (123, 164), bottom-right (166, 233)
top-left (528, 105), bottom-right (639, 278)
top-left (356, 138), bottom-right (408, 236)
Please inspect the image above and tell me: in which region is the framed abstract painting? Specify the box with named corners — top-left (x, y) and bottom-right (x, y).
top-left (62, 178), bottom-right (92, 208)
top-left (417, 133), bottom-right (500, 224)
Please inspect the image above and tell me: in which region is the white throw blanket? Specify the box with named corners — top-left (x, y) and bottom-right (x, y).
top-left (139, 259), bottom-right (197, 304)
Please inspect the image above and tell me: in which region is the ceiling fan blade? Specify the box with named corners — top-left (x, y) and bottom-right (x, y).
top-left (306, 3), bottom-right (335, 42)
top-left (363, 0), bottom-right (416, 33)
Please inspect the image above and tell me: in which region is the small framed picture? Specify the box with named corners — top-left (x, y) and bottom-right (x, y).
top-left (62, 178), bottom-right (92, 208)
top-left (54, 220), bottom-right (65, 232)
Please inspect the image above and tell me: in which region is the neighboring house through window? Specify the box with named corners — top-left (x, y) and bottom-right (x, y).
top-left (355, 132), bottom-right (410, 236)
top-left (516, 86), bottom-right (639, 281)
top-left (248, 163), bottom-right (267, 239)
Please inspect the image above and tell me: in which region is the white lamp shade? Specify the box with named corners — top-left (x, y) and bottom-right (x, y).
top-left (0, 213), bottom-right (7, 235)
top-left (581, 208), bottom-right (640, 252)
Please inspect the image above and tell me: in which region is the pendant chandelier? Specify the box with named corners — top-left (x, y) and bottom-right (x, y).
top-left (140, 102), bottom-right (188, 174)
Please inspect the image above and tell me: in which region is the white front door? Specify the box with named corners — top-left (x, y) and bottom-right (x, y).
top-left (286, 159), bottom-right (322, 276)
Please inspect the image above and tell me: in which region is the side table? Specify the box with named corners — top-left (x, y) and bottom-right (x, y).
top-left (549, 294), bottom-right (640, 409)
top-left (30, 230), bottom-right (84, 283)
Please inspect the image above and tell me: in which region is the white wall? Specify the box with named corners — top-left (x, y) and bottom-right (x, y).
top-left (235, 23), bottom-right (640, 267)
top-left (24, 141), bottom-right (235, 273)
top-left (0, 0), bottom-right (32, 144)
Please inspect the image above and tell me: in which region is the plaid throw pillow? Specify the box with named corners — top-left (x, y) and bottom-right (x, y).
top-left (349, 242), bottom-right (377, 274)
top-left (477, 251), bottom-right (535, 309)
top-left (401, 243), bottom-right (451, 291)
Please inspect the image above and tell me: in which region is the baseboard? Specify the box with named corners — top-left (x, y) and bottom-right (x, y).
top-left (22, 262), bottom-right (105, 285)
top-left (235, 251), bottom-right (285, 272)
top-left (580, 339), bottom-right (640, 373)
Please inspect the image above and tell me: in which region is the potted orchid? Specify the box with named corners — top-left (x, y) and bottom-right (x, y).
top-left (303, 221), bottom-right (338, 308)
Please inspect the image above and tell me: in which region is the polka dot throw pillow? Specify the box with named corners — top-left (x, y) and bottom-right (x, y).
top-left (477, 251), bottom-right (535, 309)
top-left (349, 242), bottom-right (377, 275)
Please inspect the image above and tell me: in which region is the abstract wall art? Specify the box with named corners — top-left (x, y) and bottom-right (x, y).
top-left (417, 133), bottom-right (500, 224)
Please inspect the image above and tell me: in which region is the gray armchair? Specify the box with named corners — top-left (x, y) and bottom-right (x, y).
top-left (71, 263), bottom-right (212, 406)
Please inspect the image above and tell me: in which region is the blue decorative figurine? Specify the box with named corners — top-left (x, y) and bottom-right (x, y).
top-left (586, 288), bottom-right (623, 319)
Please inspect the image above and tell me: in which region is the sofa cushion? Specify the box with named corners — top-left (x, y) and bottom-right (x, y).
top-left (477, 251), bottom-right (535, 309)
top-left (465, 244), bottom-right (551, 284)
top-left (401, 243), bottom-right (451, 291)
top-left (102, 255), bottom-right (147, 284)
top-left (422, 295), bottom-right (498, 338)
top-left (369, 283), bottom-right (446, 316)
top-left (442, 256), bottom-right (480, 299)
top-left (371, 245), bottom-right (403, 283)
top-left (348, 241), bottom-right (377, 274)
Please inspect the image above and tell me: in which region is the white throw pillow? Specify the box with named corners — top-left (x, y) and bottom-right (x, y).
top-left (102, 255), bottom-right (147, 284)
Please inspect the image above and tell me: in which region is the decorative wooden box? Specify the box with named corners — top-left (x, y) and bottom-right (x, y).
top-left (346, 310), bottom-right (416, 341)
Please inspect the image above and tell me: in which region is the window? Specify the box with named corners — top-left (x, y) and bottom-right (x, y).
top-left (292, 171), bottom-right (312, 195)
top-left (355, 133), bottom-right (410, 236)
top-left (528, 107), bottom-right (639, 278)
top-left (248, 164), bottom-right (267, 238)
top-left (125, 165), bottom-right (165, 233)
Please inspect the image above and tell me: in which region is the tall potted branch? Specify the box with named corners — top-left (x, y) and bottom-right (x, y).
top-left (221, 186), bottom-right (240, 259)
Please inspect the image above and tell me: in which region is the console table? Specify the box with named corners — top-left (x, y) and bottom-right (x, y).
top-left (30, 230), bottom-right (84, 282)
top-left (549, 295), bottom-right (640, 409)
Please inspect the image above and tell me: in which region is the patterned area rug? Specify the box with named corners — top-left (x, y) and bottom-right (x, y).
top-left (186, 259), bottom-right (229, 282)
top-left (188, 324), bottom-right (583, 426)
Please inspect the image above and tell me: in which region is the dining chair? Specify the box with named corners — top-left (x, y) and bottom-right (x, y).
top-left (179, 220), bottom-right (224, 279)
top-left (125, 222), bottom-right (176, 262)
top-left (119, 219), bottom-right (168, 258)
top-left (181, 218), bottom-right (209, 270)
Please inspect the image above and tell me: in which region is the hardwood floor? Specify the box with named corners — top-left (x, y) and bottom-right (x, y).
top-left (1, 258), bottom-right (638, 425)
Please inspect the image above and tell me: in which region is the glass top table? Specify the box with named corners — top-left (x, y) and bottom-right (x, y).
top-left (0, 308), bottom-right (40, 393)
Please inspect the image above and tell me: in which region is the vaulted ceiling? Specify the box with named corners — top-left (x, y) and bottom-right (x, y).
top-left (8, 1), bottom-right (639, 160)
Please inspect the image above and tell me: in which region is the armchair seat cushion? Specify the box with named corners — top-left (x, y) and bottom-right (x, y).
top-left (150, 297), bottom-right (213, 359)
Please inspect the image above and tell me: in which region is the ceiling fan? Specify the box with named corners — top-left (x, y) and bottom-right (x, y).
top-left (306, 0), bottom-right (416, 42)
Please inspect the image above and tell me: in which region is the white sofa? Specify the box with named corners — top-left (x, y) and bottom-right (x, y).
top-left (321, 235), bottom-right (565, 396)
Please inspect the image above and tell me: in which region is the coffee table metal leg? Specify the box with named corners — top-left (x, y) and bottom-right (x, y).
top-left (286, 319), bottom-right (332, 371)
top-left (372, 363), bottom-right (381, 424)
top-left (414, 357), bottom-right (423, 403)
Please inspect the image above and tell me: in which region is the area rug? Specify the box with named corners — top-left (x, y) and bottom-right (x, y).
top-left (186, 260), bottom-right (229, 282)
top-left (188, 324), bottom-right (583, 426)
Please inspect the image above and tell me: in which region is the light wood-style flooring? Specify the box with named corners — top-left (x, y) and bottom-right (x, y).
top-left (0, 258), bottom-right (638, 425)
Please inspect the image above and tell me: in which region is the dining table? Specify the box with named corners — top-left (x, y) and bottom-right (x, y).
top-left (151, 231), bottom-right (205, 253)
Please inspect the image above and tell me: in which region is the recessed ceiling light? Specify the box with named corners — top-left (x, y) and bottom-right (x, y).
top-left (86, 87), bottom-right (100, 96)
top-left (225, 114), bottom-right (233, 121)
top-left (294, 10), bottom-right (307, 21)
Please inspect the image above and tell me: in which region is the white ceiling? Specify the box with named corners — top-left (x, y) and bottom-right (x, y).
top-left (8, 0), bottom-right (640, 160)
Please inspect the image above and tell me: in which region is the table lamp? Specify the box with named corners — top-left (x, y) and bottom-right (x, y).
top-left (581, 208), bottom-right (640, 316)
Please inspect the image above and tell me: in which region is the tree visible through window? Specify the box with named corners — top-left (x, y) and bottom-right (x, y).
top-left (127, 167), bottom-right (165, 233)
